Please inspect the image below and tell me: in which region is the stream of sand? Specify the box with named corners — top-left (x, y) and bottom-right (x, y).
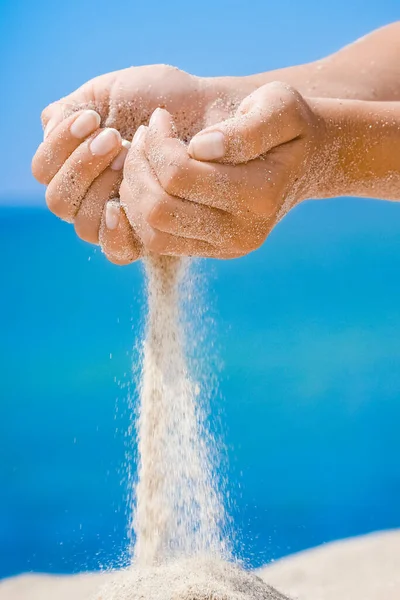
top-left (93, 256), bottom-right (290, 599)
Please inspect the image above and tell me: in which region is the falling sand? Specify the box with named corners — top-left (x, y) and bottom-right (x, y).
top-left (91, 256), bottom-right (289, 600)
top-left (133, 255), bottom-right (227, 564)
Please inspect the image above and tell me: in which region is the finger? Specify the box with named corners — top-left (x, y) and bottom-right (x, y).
top-left (144, 109), bottom-right (282, 217)
top-left (120, 159), bottom-right (224, 258)
top-left (32, 110), bottom-right (101, 184)
top-left (140, 191), bottom-right (236, 247)
top-left (120, 133), bottom-right (218, 256)
top-left (124, 119), bottom-right (279, 256)
top-left (74, 141), bottom-right (131, 244)
top-left (187, 81), bottom-right (309, 164)
top-left (45, 128), bottom-right (122, 221)
top-left (100, 200), bottom-right (142, 265)
top-left (40, 79), bottom-right (99, 134)
top-left (144, 109), bottom-right (239, 212)
top-left (123, 124), bottom-right (234, 248)
top-left (137, 222), bottom-right (219, 257)
top-left (127, 122), bottom-right (235, 245)
top-left (41, 102), bottom-right (73, 139)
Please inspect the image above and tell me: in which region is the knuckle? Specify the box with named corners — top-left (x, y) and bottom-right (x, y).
top-left (74, 218), bottom-right (98, 244)
top-left (45, 185), bottom-right (70, 221)
top-left (282, 91), bottom-right (302, 116)
top-left (286, 93), bottom-right (302, 115)
top-left (268, 80), bottom-right (299, 99)
top-left (267, 81), bottom-right (306, 121)
top-left (145, 197), bottom-right (168, 229)
top-left (158, 161), bottom-right (184, 195)
top-left (267, 80), bottom-right (291, 92)
top-left (284, 93), bottom-right (308, 125)
top-left (45, 186), bottom-right (59, 213)
top-left (31, 154), bottom-right (48, 185)
top-left (143, 230), bottom-right (167, 254)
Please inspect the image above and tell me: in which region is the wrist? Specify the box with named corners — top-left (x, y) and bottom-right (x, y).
top-left (207, 65), bottom-right (317, 101)
top-left (306, 98), bottom-right (400, 201)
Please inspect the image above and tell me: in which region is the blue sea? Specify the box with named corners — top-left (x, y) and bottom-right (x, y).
top-left (1, 198), bottom-right (400, 579)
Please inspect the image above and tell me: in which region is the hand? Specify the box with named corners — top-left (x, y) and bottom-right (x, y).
top-left (114, 81), bottom-right (327, 260)
top-left (31, 65), bottom-right (253, 262)
top-left (36, 65), bottom-right (241, 142)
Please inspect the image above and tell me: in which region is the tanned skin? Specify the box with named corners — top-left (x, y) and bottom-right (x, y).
top-left (32, 22), bottom-right (400, 264)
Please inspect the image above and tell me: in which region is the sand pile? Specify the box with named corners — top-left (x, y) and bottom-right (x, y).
top-left (2, 530), bottom-right (399, 600)
top-left (93, 557), bottom-right (289, 600)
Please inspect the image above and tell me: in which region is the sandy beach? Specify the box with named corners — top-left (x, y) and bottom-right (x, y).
top-left (1, 529), bottom-right (398, 600)
top-left (261, 528), bottom-right (400, 600)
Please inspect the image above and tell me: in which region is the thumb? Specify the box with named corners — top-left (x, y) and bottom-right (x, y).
top-left (188, 81), bottom-right (309, 164)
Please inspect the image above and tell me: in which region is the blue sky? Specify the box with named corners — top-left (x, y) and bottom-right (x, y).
top-left (0, 0), bottom-right (398, 200)
top-left (1, 0), bottom-right (400, 575)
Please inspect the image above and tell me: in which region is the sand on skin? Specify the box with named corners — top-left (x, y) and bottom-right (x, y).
top-left (1, 529), bottom-right (399, 600)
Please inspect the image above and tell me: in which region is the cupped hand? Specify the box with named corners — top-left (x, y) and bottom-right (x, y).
top-left (113, 82), bottom-right (327, 261)
top-left (36, 65), bottom-right (238, 143)
top-left (31, 65), bottom-right (250, 259)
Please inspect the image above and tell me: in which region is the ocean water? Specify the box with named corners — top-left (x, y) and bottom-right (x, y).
top-left (1, 198), bottom-right (400, 578)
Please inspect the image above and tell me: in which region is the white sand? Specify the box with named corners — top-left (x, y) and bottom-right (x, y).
top-left (134, 257), bottom-right (227, 564)
top-left (261, 528), bottom-right (400, 600)
top-left (1, 529), bottom-right (398, 600)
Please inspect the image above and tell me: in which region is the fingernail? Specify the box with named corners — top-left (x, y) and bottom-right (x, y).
top-left (149, 107), bottom-right (162, 127)
top-left (105, 201), bottom-right (121, 230)
top-left (132, 125), bottom-right (146, 146)
top-left (111, 140), bottom-right (131, 171)
top-left (44, 118), bottom-right (57, 140)
top-left (188, 131), bottom-right (225, 161)
top-left (70, 110), bottom-right (101, 139)
top-left (90, 128), bottom-right (121, 156)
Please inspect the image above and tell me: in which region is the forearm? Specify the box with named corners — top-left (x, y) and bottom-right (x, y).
top-left (216, 22), bottom-right (400, 101)
top-left (313, 99), bottom-right (400, 201)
